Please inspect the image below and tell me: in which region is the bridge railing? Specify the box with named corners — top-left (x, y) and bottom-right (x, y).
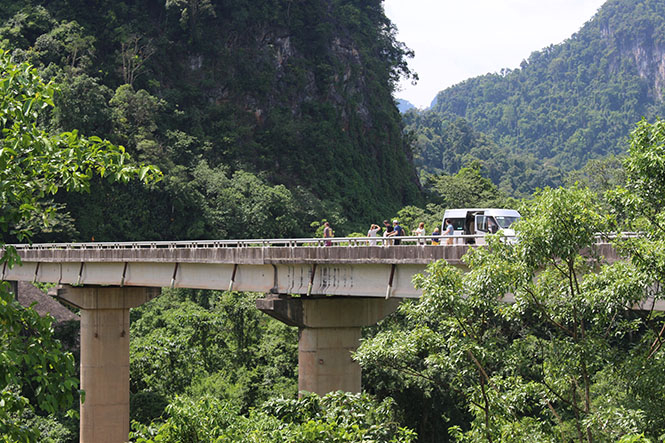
top-left (6, 232), bottom-right (638, 252)
top-left (6, 235), bottom-right (493, 250)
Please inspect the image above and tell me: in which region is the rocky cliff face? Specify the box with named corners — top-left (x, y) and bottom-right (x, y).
top-left (160, 0), bottom-right (421, 218)
top-left (628, 41), bottom-right (665, 99)
top-left (602, 19), bottom-right (665, 101)
top-left (596, 0), bottom-right (665, 101)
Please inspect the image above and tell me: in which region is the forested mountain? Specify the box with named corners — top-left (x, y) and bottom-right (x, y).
top-left (7, 1), bottom-right (665, 440)
top-left (0, 0), bottom-right (420, 241)
top-left (407, 0), bottom-right (665, 195)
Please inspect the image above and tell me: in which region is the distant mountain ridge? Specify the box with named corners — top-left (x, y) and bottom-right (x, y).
top-left (396, 98), bottom-right (416, 113)
top-left (407, 0), bottom-right (665, 195)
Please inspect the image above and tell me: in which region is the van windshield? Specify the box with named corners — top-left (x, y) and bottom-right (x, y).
top-left (495, 216), bottom-right (519, 229)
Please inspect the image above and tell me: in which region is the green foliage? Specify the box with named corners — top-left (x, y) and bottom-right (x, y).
top-left (0, 0), bottom-right (421, 239)
top-left (0, 285), bottom-right (79, 442)
top-left (130, 391), bottom-right (416, 442)
top-left (565, 154), bottom-right (626, 203)
top-left (0, 6), bottom-right (54, 51)
top-left (610, 119), bottom-right (665, 287)
top-left (52, 73), bottom-right (113, 136)
top-left (129, 289), bottom-right (298, 421)
top-left (165, 0), bottom-right (216, 44)
top-left (11, 407), bottom-right (75, 443)
top-left (356, 184), bottom-right (665, 441)
top-left (0, 49), bottom-right (160, 243)
top-left (109, 84), bottom-right (162, 161)
top-left (0, 49), bottom-right (158, 441)
top-left (404, 111), bottom-right (565, 197)
top-left (33, 20), bottom-right (95, 71)
top-left (424, 164), bottom-right (514, 209)
top-left (185, 161), bottom-right (300, 239)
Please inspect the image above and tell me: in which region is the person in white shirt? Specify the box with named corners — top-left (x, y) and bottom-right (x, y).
top-left (367, 223), bottom-right (381, 245)
top-left (412, 222), bottom-right (425, 244)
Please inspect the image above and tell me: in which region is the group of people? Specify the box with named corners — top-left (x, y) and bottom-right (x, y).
top-left (367, 219), bottom-right (455, 246)
top-left (367, 219), bottom-right (407, 245)
top-left (321, 219), bottom-right (456, 246)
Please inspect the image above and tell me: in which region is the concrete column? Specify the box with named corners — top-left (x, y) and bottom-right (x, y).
top-left (57, 286), bottom-right (159, 443)
top-left (257, 295), bottom-right (401, 396)
top-left (298, 326), bottom-right (363, 393)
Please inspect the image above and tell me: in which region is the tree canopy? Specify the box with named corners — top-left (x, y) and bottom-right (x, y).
top-left (0, 0), bottom-right (422, 238)
top-left (356, 119), bottom-right (665, 442)
top-left (0, 49), bottom-right (159, 441)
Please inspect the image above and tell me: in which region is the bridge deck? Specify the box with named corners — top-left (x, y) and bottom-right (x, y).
top-left (1, 239), bottom-right (623, 300)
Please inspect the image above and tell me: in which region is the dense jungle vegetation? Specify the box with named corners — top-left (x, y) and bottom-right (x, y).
top-left (3, 0), bottom-right (665, 442)
top-left (406, 0), bottom-right (665, 196)
top-left (0, 0), bottom-right (421, 241)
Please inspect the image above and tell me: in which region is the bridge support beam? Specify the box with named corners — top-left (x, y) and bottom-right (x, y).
top-left (257, 295), bottom-right (401, 395)
top-left (57, 285), bottom-right (159, 443)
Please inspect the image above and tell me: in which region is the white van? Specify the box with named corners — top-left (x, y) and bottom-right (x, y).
top-left (442, 208), bottom-right (521, 245)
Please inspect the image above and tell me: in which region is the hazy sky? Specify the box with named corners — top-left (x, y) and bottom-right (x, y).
top-left (384, 0), bottom-right (607, 108)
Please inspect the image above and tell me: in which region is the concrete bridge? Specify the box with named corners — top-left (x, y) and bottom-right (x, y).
top-left (2, 237), bottom-right (624, 442)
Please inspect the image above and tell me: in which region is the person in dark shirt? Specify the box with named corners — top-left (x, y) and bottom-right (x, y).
top-left (383, 220), bottom-right (393, 246)
top-left (391, 219), bottom-right (405, 245)
top-left (431, 227), bottom-right (441, 245)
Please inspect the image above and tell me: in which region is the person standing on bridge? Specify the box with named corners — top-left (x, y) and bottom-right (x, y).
top-left (382, 220), bottom-right (393, 246)
top-left (412, 222), bottom-right (425, 245)
top-left (367, 224), bottom-right (381, 246)
top-left (391, 219), bottom-right (405, 245)
top-left (444, 219), bottom-right (454, 245)
top-left (431, 227), bottom-right (441, 245)
top-left (323, 221), bottom-right (334, 246)
top-left (412, 222), bottom-right (425, 237)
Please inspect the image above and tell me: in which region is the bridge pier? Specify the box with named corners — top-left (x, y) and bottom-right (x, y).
top-left (257, 295), bottom-right (401, 395)
top-left (57, 285), bottom-right (158, 443)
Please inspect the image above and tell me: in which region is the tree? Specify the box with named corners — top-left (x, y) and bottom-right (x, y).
top-left (0, 50), bottom-right (160, 441)
top-left (565, 154), bottom-right (625, 198)
top-left (165, 0), bottom-right (216, 43)
top-left (33, 20), bottom-right (96, 71)
top-left (0, 51), bottom-right (160, 244)
top-left (130, 392), bottom-right (417, 442)
top-left (424, 164), bottom-right (514, 209)
top-left (109, 84), bottom-right (162, 160)
top-left (356, 185), bottom-right (664, 441)
top-left (118, 34), bottom-right (155, 87)
top-left (611, 118), bottom-right (665, 359)
top-left (129, 289), bottom-right (298, 422)
top-left (183, 160), bottom-right (300, 239)
top-left (53, 73), bottom-right (113, 136)
top-left (0, 286), bottom-right (79, 442)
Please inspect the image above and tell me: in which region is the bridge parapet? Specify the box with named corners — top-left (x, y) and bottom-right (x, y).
top-left (11, 244), bottom-right (468, 265)
top-left (4, 240), bottom-right (621, 298)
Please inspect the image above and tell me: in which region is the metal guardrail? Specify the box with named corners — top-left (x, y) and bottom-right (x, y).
top-left (7, 235), bottom-right (494, 250)
top-left (6, 232), bottom-right (638, 252)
